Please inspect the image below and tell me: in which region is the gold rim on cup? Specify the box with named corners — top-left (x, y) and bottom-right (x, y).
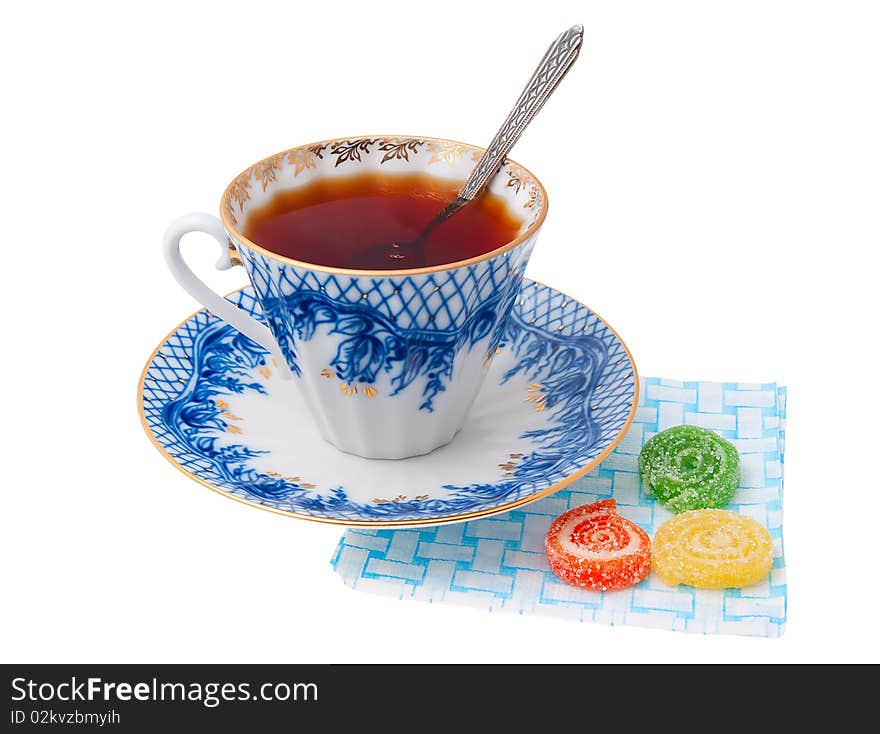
top-left (218, 134), bottom-right (549, 277)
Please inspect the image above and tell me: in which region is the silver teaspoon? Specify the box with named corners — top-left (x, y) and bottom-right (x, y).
top-left (345, 23), bottom-right (584, 270)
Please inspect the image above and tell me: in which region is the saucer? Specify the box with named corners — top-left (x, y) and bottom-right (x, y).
top-left (138, 280), bottom-right (638, 526)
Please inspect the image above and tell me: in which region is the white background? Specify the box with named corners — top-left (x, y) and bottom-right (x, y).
top-left (2, 0), bottom-right (878, 663)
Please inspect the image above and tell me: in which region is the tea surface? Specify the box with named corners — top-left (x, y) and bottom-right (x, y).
top-left (243, 172), bottom-right (523, 269)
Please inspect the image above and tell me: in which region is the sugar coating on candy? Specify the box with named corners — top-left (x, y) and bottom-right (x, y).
top-left (652, 509), bottom-right (773, 589)
top-left (545, 498), bottom-right (651, 591)
top-left (639, 425), bottom-right (740, 513)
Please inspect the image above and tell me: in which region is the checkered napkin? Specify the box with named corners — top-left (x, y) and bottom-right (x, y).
top-left (331, 379), bottom-right (787, 637)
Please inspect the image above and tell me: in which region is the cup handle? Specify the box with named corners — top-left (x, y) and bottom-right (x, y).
top-left (163, 213), bottom-right (290, 378)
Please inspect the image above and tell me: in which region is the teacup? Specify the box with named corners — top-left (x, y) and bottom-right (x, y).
top-left (163, 135), bottom-right (547, 458)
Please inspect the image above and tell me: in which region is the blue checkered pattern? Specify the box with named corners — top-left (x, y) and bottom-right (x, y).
top-left (332, 378), bottom-right (787, 637)
top-left (237, 242), bottom-right (536, 332)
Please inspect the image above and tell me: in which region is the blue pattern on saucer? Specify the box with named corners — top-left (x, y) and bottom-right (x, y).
top-left (139, 281), bottom-right (637, 524)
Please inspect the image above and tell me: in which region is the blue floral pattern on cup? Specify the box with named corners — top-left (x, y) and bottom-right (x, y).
top-left (237, 245), bottom-right (531, 411)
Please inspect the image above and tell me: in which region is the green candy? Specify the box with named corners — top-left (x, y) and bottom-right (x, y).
top-left (638, 425), bottom-right (740, 513)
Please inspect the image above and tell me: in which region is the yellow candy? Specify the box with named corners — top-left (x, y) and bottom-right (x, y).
top-left (652, 509), bottom-right (773, 589)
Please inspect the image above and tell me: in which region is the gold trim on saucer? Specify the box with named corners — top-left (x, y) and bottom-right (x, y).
top-left (218, 134), bottom-right (548, 278)
top-left (136, 286), bottom-right (639, 528)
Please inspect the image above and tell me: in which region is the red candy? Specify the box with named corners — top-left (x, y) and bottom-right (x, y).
top-left (545, 499), bottom-right (652, 591)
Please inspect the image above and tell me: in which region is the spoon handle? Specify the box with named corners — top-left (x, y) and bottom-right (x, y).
top-left (456, 24), bottom-right (584, 204)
